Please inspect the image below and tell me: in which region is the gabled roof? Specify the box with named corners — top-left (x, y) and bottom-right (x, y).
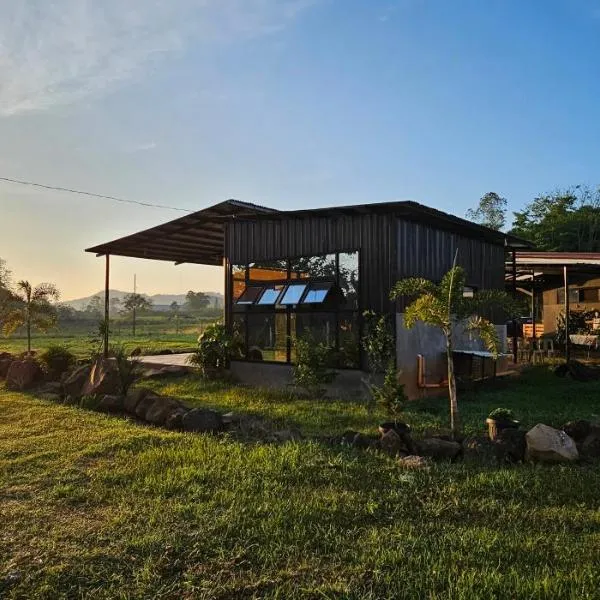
top-left (86, 198), bottom-right (532, 266)
top-left (86, 199), bottom-right (277, 266)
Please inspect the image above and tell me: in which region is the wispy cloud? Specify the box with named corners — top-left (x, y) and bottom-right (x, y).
top-left (0, 0), bottom-right (318, 117)
top-left (128, 142), bottom-right (158, 153)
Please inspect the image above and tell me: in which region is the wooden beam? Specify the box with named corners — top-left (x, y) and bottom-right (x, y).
top-left (564, 265), bottom-right (570, 362)
top-left (104, 254), bottom-right (110, 359)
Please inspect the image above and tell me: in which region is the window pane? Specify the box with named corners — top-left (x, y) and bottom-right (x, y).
top-left (232, 264), bottom-right (246, 302)
top-left (257, 284), bottom-right (285, 305)
top-left (339, 312), bottom-right (360, 368)
top-left (247, 313), bottom-right (287, 362)
top-left (463, 286), bottom-right (475, 298)
top-left (290, 254), bottom-right (336, 279)
top-left (280, 283), bottom-right (307, 305)
top-left (582, 288), bottom-right (599, 302)
top-left (232, 314), bottom-right (247, 357)
top-left (249, 260), bottom-right (288, 281)
top-left (338, 252), bottom-right (359, 308)
top-left (237, 286), bottom-right (264, 305)
top-left (302, 281), bottom-right (333, 304)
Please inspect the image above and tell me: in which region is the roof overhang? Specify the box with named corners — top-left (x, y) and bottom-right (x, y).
top-left (85, 199), bottom-right (277, 266)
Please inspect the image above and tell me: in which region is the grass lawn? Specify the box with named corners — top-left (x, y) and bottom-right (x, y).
top-left (1, 369), bottom-right (600, 598)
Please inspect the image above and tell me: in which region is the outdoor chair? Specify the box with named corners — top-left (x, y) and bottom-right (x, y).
top-left (531, 337), bottom-right (556, 364)
top-left (517, 338), bottom-right (532, 363)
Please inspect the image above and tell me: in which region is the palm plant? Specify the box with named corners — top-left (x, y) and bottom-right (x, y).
top-left (390, 257), bottom-right (520, 437)
top-left (2, 281), bottom-right (59, 353)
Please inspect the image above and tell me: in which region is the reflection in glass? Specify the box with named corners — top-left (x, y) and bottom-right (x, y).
top-left (279, 283), bottom-right (307, 305)
top-left (290, 254), bottom-right (336, 279)
top-left (338, 252), bottom-right (359, 308)
top-left (291, 312), bottom-right (336, 363)
top-left (302, 281), bottom-right (333, 304)
top-left (237, 286), bottom-right (264, 305)
top-left (338, 312), bottom-right (360, 368)
top-left (257, 284), bottom-right (285, 305)
top-left (247, 313), bottom-right (287, 362)
top-left (232, 264), bottom-right (246, 301)
top-left (249, 259), bottom-right (288, 281)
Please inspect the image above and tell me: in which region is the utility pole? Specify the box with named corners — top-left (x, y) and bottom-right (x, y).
top-left (132, 274), bottom-right (137, 337)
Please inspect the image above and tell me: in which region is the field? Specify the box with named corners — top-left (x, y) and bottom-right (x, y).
top-left (1, 368), bottom-right (600, 599)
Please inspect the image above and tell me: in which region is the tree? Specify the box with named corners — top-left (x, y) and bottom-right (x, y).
top-left (466, 192), bottom-right (507, 230)
top-left (185, 291), bottom-right (210, 312)
top-left (390, 256), bottom-right (519, 437)
top-left (510, 186), bottom-right (600, 251)
top-left (0, 258), bottom-right (13, 326)
top-left (121, 293), bottom-right (152, 336)
top-left (85, 295), bottom-right (104, 318)
top-left (2, 281), bottom-right (60, 353)
top-left (169, 301), bottom-right (181, 334)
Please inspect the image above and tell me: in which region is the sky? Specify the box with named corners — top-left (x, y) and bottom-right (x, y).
top-left (2, 0), bottom-right (600, 300)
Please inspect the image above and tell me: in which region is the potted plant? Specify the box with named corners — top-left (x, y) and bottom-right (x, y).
top-left (486, 408), bottom-right (519, 441)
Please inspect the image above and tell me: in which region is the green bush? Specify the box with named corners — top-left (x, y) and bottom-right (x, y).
top-left (488, 407), bottom-right (516, 422)
top-left (39, 345), bottom-right (76, 380)
top-left (109, 345), bottom-right (142, 395)
top-left (371, 361), bottom-right (407, 417)
top-left (293, 333), bottom-right (337, 396)
top-left (188, 322), bottom-right (243, 378)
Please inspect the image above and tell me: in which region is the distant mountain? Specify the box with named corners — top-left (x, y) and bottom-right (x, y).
top-left (63, 290), bottom-right (223, 311)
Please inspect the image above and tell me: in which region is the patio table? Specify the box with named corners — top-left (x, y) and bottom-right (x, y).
top-left (569, 334), bottom-right (599, 358)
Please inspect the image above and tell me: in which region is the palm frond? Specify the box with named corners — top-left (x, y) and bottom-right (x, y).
top-left (404, 293), bottom-right (448, 330)
top-left (390, 277), bottom-right (437, 300)
top-left (466, 316), bottom-right (501, 357)
top-left (1, 310), bottom-right (25, 336)
top-left (32, 283), bottom-right (60, 302)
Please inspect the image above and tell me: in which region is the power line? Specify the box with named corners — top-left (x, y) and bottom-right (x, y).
top-left (0, 176), bottom-right (193, 213)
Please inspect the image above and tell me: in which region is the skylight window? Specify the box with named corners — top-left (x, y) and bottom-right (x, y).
top-left (302, 282), bottom-right (333, 304)
top-left (279, 283), bottom-right (307, 305)
top-left (236, 286), bottom-right (264, 305)
top-left (257, 285), bottom-right (284, 305)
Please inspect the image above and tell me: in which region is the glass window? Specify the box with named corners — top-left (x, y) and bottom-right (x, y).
top-left (338, 252), bottom-right (359, 308)
top-left (247, 313), bottom-right (287, 362)
top-left (338, 312), bottom-right (360, 368)
top-left (232, 264), bottom-right (246, 302)
top-left (302, 281), bottom-right (333, 304)
top-left (237, 286), bottom-right (264, 305)
top-left (463, 286), bottom-right (476, 298)
top-left (557, 287), bottom-right (581, 305)
top-left (257, 284), bottom-right (285, 305)
top-left (279, 283), bottom-right (307, 305)
top-left (291, 312), bottom-right (336, 362)
top-left (290, 254), bottom-right (336, 279)
top-left (582, 288), bottom-right (599, 303)
top-left (249, 260), bottom-right (288, 282)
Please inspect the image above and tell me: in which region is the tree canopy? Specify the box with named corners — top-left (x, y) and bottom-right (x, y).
top-left (121, 293), bottom-right (152, 314)
top-left (185, 291), bottom-right (210, 312)
top-left (466, 192), bottom-right (507, 231)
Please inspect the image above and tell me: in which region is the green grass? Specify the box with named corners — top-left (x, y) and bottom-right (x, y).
top-left (1, 370), bottom-right (600, 598)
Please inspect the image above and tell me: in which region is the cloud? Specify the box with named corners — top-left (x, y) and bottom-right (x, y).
top-left (128, 142), bottom-right (158, 153)
top-left (0, 0), bottom-right (318, 117)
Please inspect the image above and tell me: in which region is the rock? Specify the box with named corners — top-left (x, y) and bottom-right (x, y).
top-left (494, 428), bottom-right (527, 463)
top-left (380, 429), bottom-right (409, 457)
top-left (525, 424), bottom-right (579, 463)
top-left (0, 353), bottom-right (14, 378)
top-left (6, 359), bottom-right (44, 391)
top-left (36, 381), bottom-right (63, 396)
top-left (145, 397), bottom-right (183, 425)
top-left (581, 429), bottom-right (600, 458)
top-left (165, 408), bottom-right (188, 430)
top-left (130, 347), bottom-right (143, 357)
top-left (352, 432), bottom-right (374, 449)
top-left (270, 429), bottom-right (303, 443)
top-left (81, 358), bottom-right (121, 397)
top-left (140, 365), bottom-right (190, 379)
top-left (554, 360), bottom-right (600, 381)
top-left (462, 436), bottom-right (495, 461)
top-left (562, 420), bottom-right (594, 444)
top-left (398, 455), bottom-right (430, 469)
top-left (124, 387), bottom-right (154, 414)
top-left (414, 438), bottom-right (461, 460)
top-left (63, 364), bottom-right (92, 400)
top-left (181, 408), bottom-right (223, 433)
top-left (134, 394), bottom-right (161, 420)
top-left (341, 430), bottom-right (360, 445)
top-left (96, 394), bottom-right (125, 413)
top-left (378, 421), bottom-right (411, 436)
top-left (222, 412), bottom-right (240, 426)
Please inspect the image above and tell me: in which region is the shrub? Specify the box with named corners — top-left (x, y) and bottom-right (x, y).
top-left (488, 407), bottom-right (516, 423)
top-left (109, 345), bottom-right (142, 395)
top-left (293, 332), bottom-right (337, 396)
top-left (371, 361), bottom-right (407, 417)
top-left (188, 322), bottom-right (243, 378)
top-left (39, 345), bottom-right (76, 380)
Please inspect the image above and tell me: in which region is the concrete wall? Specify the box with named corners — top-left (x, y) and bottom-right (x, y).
top-left (396, 313), bottom-right (507, 399)
top-left (229, 361), bottom-right (367, 399)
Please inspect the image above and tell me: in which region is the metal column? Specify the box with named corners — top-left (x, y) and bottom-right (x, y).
top-left (104, 254), bottom-right (110, 359)
top-left (564, 265), bottom-right (570, 362)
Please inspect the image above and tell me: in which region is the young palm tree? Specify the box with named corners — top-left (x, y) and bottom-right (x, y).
top-left (390, 259), bottom-right (519, 437)
top-left (2, 281), bottom-right (60, 353)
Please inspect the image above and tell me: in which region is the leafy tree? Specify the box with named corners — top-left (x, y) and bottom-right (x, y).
top-left (169, 301), bottom-right (181, 334)
top-left (188, 322), bottom-right (243, 378)
top-left (121, 293), bottom-right (152, 336)
top-left (466, 192), bottom-right (507, 230)
top-left (185, 291), bottom-right (210, 312)
top-left (2, 281), bottom-right (59, 353)
top-left (0, 258), bottom-right (14, 326)
top-left (510, 186), bottom-right (600, 251)
top-left (390, 259), bottom-right (520, 437)
top-left (0, 258), bottom-right (11, 290)
top-left (85, 295), bottom-right (104, 317)
top-left (292, 331), bottom-right (336, 396)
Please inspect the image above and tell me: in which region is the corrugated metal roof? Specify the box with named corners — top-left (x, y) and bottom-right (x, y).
top-left (515, 252), bottom-right (600, 266)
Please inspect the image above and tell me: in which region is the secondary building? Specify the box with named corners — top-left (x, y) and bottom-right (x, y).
top-left (87, 199), bottom-right (528, 397)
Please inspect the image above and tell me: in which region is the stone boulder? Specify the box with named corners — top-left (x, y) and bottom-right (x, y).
top-left (96, 394), bottom-right (125, 413)
top-left (81, 358), bottom-right (121, 398)
top-left (6, 359), bottom-right (44, 391)
top-left (145, 397), bottom-right (185, 426)
top-left (525, 424), bottom-right (579, 463)
top-left (36, 381), bottom-right (63, 396)
top-left (494, 428), bottom-right (527, 463)
top-left (414, 438), bottom-right (462, 460)
top-left (562, 420), bottom-right (594, 444)
top-left (581, 429), bottom-right (600, 459)
top-left (181, 408), bottom-right (223, 433)
top-left (63, 364), bottom-right (92, 400)
top-left (124, 387), bottom-right (154, 414)
top-left (379, 422), bottom-right (416, 454)
top-left (165, 408), bottom-right (189, 430)
top-left (380, 429), bottom-right (409, 457)
top-left (269, 429), bottom-right (303, 443)
top-left (0, 353), bottom-right (14, 378)
top-left (134, 394), bottom-right (161, 421)
top-left (398, 455), bottom-right (430, 469)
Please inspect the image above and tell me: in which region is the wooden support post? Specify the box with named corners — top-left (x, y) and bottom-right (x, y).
top-left (104, 254), bottom-right (110, 359)
top-left (512, 250), bottom-right (518, 364)
top-left (564, 265), bottom-right (570, 363)
top-left (532, 269), bottom-right (537, 340)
